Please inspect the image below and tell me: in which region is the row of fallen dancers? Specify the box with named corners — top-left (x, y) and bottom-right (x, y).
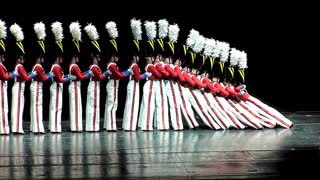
top-left (0, 18), bottom-right (293, 134)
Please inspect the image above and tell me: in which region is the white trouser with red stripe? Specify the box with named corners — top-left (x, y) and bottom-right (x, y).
top-left (104, 79), bottom-right (119, 131)
top-left (154, 79), bottom-right (169, 130)
top-left (202, 92), bottom-right (231, 130)
top-left (30, 81), bottom-right (45, 133)
top-left (187, 89), bottom-right (220, 130)
top-left (246, 96), bottom-right (293, 128)
top-left (212, 95), bottom-right (245, 129)
top-left (177, 84), bottom-right (198, 129)
top-left (69, 81), bottom-right (83, 132)
top-left (85, 80), bottom-right (100, 131)
top-left (123, 80), bottom-right (140, 131)
top-left (165, 80), bottom-right (183, 130)
top-left (138, 80), bottom-right (155, 130)
top-left (0, 81), bottom-right (9, 134)
top-left (49, 82), bottom-right (63, 132)
top-left (11, 81), bottom-right (25, 133)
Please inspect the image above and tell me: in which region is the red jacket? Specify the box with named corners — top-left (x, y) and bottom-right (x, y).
top-left (90, 64), bottom-right (104, 81)
top-left (191, 75), bottom-right (205, 89)
top-left (213, 83), bottom-right (230, 98)
top-left (173, 66), bottom-right (185, 83)
top-left (69, 64), bottom-right (88, 81)
top-left (33, 64), bottom-right (48, 82)
top-left (154, 63), bottom-right (169, 79)
top-left (145, 64), bottom-right (162, 81)
top-left (201, 77), bottom-right (219, 93)
top-left (163, 64), bottom-right (177, 80)
top-left (130, 63), bottom-right (142, 81)
top-left (0, 63), bottom-right (11, 81)
top-left (51, 64), bottom-right (68, 83)
top-left (181, 71), bottom-right (195, 88)
top-left (15, 63), bottom-right (32, 82)
top-left (108, 63), bottom-right (125, 80)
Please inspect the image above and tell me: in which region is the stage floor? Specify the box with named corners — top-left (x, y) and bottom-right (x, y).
top-left (1, 112), bottom-right (320, 179)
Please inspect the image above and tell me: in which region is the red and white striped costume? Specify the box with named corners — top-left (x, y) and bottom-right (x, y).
top-left (85, 64), bottom-right (104, 131)
top-left (30, 64), bottom-right (48, 133)
top-left (103, 63), bottom-right (125, 131)
top-left (122, 63), bottom-right (142, 131)
top-left (69, 63), bottom-right (88, 132)
top-left (49, 64), bottom-right (68, 133)
top-left (138, 63), bottom-right (162, 130)
top-left (11, 63), bottom-right (32, 133)
top-left (0, 63), bottom-right (12, 134)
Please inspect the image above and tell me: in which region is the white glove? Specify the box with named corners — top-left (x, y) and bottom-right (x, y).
top-left (33, 71), bottom-right (38, 75)
top-left (107, 70), bottom-right (112, 75)
top-left (146, 72), bottom-right (152, 77)
top-left (70, 75), bottom-right (77, 80)
top-left (128, 68), bottom-right (133, 75)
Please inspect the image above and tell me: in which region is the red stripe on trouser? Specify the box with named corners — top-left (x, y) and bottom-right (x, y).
top-left (93, 81), bottom-right (97, 131)
top-left (110, 80), bottom-right (116, 130)
top-left (74, 81), bottom-right (79, 131)
top-left (36, 81), bottom-right (40, 132)
top-left (169, 81), bottom-right (180, 129)
top-left (16, 82), bottom-right (21, 132)
top-left (203, 93), bottom-right (227, 129)
top-left (239, 102), bottom-right (275, 127)
top-left (214, 96), bottom-right (241, 129)
top-left (190, 89), bottom-right (215, 129)
top-left (248, 99), bottom-right (290, 128)
top-left (227, 100), bottom-right (260, 129)
top-left (129, 81), bottom-right (136, 130)
top-left (1, 82), bottom-right (6, 134)
top-left (55, 82), bottom-right (59, 132)
top-left (146, 81), bottom-right (153, 130)
top-left (159, 81), bottom-right (165, 129)
top-left (178, 84), bottom-right (195, 128)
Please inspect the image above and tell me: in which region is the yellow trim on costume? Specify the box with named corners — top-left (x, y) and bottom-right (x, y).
top-left (183, 45), bottom-right (188, 56)
top-left (239, 69), bottom-right (245, 82)
top-left (133, 40), bottom-right (140, 51)
top-left (110, 39), bottom-right (118, 52)
top-left (156, 39), bottom-right (164, 52)
top-left (91, 40), bottom-right (101, 52)
top-left (56, 41), bottom-right (64, 52)
top-left (168, 41), bottom-right (174, 55)
top-left (38, 41), bottom-right (46, 54)
top-left (202, 55), bottom-right (207, 65)
top-left (210, 57), bottom-right (215, 70)
top-left (16, 42), bottom-right (25, 54)
top-left (0, 39), bottom-right (5, 52)
top-left (73, 40), bottom-right (80, 53)
top-left (219, 62), bottom-right (224, 73)
top-left (228, 67), bottom-right (235, 78)
top-left (190, 52), bottom-right (196, 64)
top-left (148, 40), bottom-right (155, 51)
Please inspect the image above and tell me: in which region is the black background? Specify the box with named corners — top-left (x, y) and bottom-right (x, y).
top-left (1, 2), bottom-right (318, 122)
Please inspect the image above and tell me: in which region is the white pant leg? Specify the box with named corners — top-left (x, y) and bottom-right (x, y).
top-left (104, 79), bottom-right (119, 130)
top-left (85, 81), bottom-right (100, 131)
top-left (166, 80), bottom-right (183, 130)
top-left (123, 80), bottom-right (140, 131)
top-left (138, 80), bottom-right (155, 130)
top-left (69, 81), bottom-right (83, 132)
top-left (11, 82), bottom-right (25, 133)
top-left (0, 81), bottom-right (10, 134)
top-left (30, 81), bottom-right (45, 133)
top-left (178, 84), bottom-right (198, 128)
top-left (154, 80), bottom-right (169, 130)
top-left (49, 82), bottom-right (63, 132)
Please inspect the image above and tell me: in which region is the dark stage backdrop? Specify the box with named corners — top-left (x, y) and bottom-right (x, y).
top-left (1, 13), bottom-right (318, 122)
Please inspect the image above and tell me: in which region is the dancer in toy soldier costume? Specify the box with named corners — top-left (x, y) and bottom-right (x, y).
top-left (103, 21), bottom-right (132, 131)
top-left (49, 21), bottom-right (75, 133)
top-left (84, 23), bottom-right (108, 132)
top-left (68, 22), bottom-right (91, 132)
top-left (30, 22), bottom-right (53, 133)
top-left (0, 20), bottom-right (16, 134)
top-left (123, 19), bottom-right (151, 131)
top-left (10, 23), bottom-right (37, 134)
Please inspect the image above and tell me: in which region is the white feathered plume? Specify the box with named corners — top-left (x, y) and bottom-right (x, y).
top-left (192, 35), bottom-right (206, 53)
top-left (10, 23), bottom-right (24, 42)
top-left (69, 22), bottom-right (82, 42)
top-left (51, 21), bottom-right (64, 41)
top-left (238, 51), bottom-right (248, 69)
top-left (144, 21), bottom-right (156, 40)
top-left (158, 19), bottom-right (169, 39)
top-left (230, 48), bottom-right (241, 67)
top-left (186, 29), bottom-right (199, 48)
top-left (0, 20), bottom-right (7, 39)
top-left (105, 21), bottom-right (118, 39)
top-left (34, 22), bottom-right (46, 40)
top-left (130, 18), bottom-right (142, 40)
top-left (168, 24), bottom-right (179, 43)
top-left (217, 41), bottom-right (230, 63)
top-left (203, 38), bottom-right (216, 57)
top-left (84, 23), bottom-right (99, 41)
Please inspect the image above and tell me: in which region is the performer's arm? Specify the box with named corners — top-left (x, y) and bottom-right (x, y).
top-left (91, 66), bottom-right (105, 80)
top-left (17, 65), bottom-right (32, 81)
top-left (0, 65), bottom-right (12, 80)
top-left (155, 64), bottom-right (169, 78)
top-left (147, 65), bottom-right (162, 79)
top-left (183, 72), bottom-right (195, 87)
top-left (109, 64), bottom-right (125, 79)
top-left (52, 67), bottom-right (67, 83)
top-left (174, 67), bottom-right (185, 83)
top-left (132, 64), bottom-right (142, 81)
top-left (35, 65), bottom-right (48, 82)
top-left (72, 66), bottom-right (90, 80)
top-left (164, 64), bottom-right (178, 78)
top-left (191, 76), bottom-right (205, 89)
